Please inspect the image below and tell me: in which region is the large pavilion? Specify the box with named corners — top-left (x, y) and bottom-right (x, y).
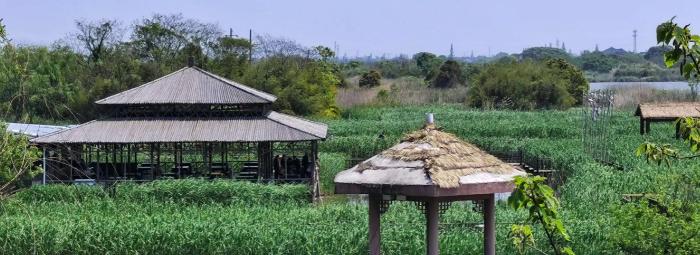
top-left (32, 66), bottom-right (327, 198)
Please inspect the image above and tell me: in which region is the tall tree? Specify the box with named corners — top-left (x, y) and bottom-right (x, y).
top-left (431, 60), bottom-right (464, 88)
top-left (74, 19), bottom-right (121, 62)
top-left (413, 52), bottom-right (442, 80)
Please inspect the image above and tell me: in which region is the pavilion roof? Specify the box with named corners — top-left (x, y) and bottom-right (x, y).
top-left (30, 111), bottom-right (326, 144)
top-left (635, 102), bottom-right (700, 119)
top-left (334, 124), bottom-right (524, 188)
top-left (95, 66), bottom-right (276, 105)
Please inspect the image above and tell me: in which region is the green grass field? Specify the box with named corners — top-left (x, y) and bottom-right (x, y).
top-left (0, 105), bottom-right (690, 254)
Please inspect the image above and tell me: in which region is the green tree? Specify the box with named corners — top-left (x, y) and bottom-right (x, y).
top-left (545, 58), bottom-right (589, 105)
top-left (644, 45), bottom-right (674, 67)
top-left (413, 52), bottom-right (442, 80)
top-left (521, 47), bottom-right (570, 62)
top-left (0, 123), bottom-right (41, 196)
top-left (468, 60), bottom-right (575, 110)
top-left (509, 175), bottom-right (574, 255)
top-left (359, 70), bottom-right (381, 87)
top-left (74, 19), bottom-right (121, 62)
top-left (431, 60), bottom-right (464, 88)
top-left (578, 51), bottom-right (617, 73)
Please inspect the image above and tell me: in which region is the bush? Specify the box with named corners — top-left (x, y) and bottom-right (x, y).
top-left (0, 122), bottom-right (41, 194)
top-left (359, 70), bottom-right (381, 87)
top-left (431, 60), bottom-right (464, 88)
top-left (468, 60), bottom-right (577, 110)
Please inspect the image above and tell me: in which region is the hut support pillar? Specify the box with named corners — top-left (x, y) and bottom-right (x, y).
top-left (483, 194), bottom-right (496, 255)
top-left (426, 198), bottom-right (439, 255)
top-left (368, 193), bottom-right (381, 255)
top-left (639, 117), bottom-right (645, 135)
top-left (676, 121), bottom-right (681, 139)
top-left (42, 147), bottom-right (47, 185)
top-left (645, 120), bottom-right (651, 135)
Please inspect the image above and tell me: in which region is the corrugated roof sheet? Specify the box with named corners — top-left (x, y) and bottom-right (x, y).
top-left (635, 103), bottom-right (700, 119)
top-left (31, 111), bottom-right (326, 144)
top-left (95, 67), bottom-right (277, 105)
top-left (5, 123), bottom-right (72, 138)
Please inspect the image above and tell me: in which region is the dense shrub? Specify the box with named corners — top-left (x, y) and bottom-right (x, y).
top-left (468, 60), bottom-right (577, 109)
top-left (359, 70), bottom-right (381, 87)
top-left (431, 60), bottom-right (464, 88)
top-left (0, 123), bottom-right (41, 194)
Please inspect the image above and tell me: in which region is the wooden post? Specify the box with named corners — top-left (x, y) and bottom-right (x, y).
top-left (368, 193), bottom-right (381, 255)
top-left (42, 147), bottom-right (47, 185)
top-left (483, 194), bottom-right (496, 255)
top-left (96, 145), bottom-right (101, 181)
top-left (645, 120), bottom-right (651, 135)
top-left (639, 117), bottom-right (645, 135)
top-left (426, 198), bottom-right (439, 255)
top-left (676, 121), bottom-right (681, 139)
top-left (311, 141), bottom-right (320, 201)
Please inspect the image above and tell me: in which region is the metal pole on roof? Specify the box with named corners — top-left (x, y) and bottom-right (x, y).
top-left (42, 147), bottom-right (47, 185)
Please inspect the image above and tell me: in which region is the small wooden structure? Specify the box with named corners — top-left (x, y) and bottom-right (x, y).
top-left (635, 103), bottom-right (700, 136)
top-left (334, 115), bottom-right (525, 255)
top-left (31, 66), bottom-right (327, 198)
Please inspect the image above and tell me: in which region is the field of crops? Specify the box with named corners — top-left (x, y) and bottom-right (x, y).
top-left (1, 105), bottom-right (692, 254)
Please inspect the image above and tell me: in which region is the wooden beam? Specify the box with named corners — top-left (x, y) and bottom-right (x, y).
top-left (640, 117), bottom-right (645, 135)
top-left (483, 194), bottom-right (496, 255)
top-left (368, 193), bottom-right (381, 255)
top-left (426, 197), bottom-right (440, 255)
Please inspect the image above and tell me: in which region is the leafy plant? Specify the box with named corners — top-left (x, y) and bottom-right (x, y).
top-left (509, 175), bottom-right (574, 255)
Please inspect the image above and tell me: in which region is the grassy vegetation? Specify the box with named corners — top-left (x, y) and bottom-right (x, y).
top-left (1, 105), bottom-right (693, 254)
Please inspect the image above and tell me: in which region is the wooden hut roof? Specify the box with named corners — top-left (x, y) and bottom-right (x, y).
top-left (95, 67), bottom-right (277, 105)
top-left (635, 102), bottom-right (700, 119)
top-left (30, 111), bottom-right (327, 144)
top-left (334, 124), bottom-right (524, 189)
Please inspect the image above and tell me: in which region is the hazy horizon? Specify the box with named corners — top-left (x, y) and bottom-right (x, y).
top-left (2, 0), bottom-right (700, 57)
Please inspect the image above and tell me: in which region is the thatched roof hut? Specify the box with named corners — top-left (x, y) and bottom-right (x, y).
top-left (334, 116), bottom-right (525, 255)
top-left (634, 102), bottom-right (700, 135)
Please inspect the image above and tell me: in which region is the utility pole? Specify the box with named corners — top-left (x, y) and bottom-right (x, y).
top-left (633, 29), bottom-right (637, 53)
top-left (249, 29), bottom-right (253, 63)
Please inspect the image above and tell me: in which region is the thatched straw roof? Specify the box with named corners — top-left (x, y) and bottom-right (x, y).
top-left (635, 103), bottom-right (700, 119)
top-left (334, 124), bottom-right (524, 188)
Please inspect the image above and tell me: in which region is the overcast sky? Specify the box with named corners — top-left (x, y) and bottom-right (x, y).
top-left (2, 0), bottom-right (699, 57)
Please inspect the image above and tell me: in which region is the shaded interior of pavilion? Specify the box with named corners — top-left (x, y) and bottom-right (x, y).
top-left (42, 141), bottom-right (317, 184)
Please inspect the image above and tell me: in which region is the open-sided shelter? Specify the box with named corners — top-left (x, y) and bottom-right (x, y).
top-left (635, 102), bottom-right (700, 136)
top-left (31, 66), bottom-right (327, 198)
top-left (334, 115), bottom-right (525, 255)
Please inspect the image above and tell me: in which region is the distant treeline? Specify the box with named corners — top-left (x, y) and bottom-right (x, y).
top-left (340, 45), bottom-right (683, 84)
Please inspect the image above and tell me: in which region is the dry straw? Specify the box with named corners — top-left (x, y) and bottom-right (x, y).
top-left (373, 124), bottom-right (516, 188)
